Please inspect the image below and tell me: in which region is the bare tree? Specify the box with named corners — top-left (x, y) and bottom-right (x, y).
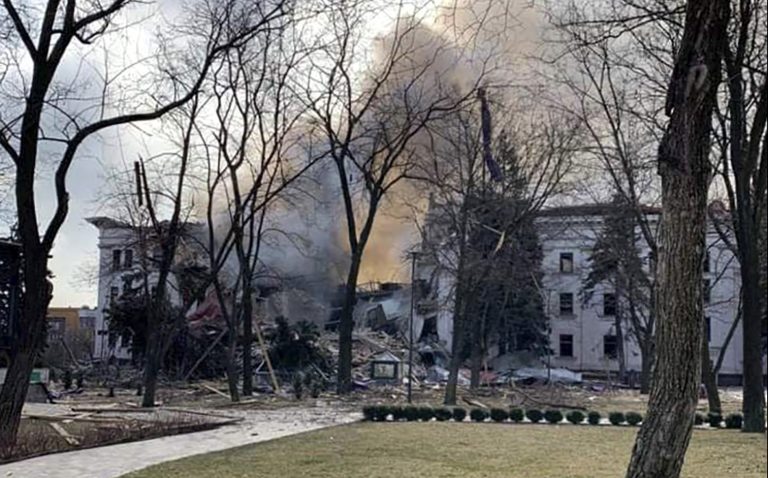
top-left (410, 94), bottom-right (577, 404)
top-left (301, 0), bottom-right (500, 394)
top-left (711, 0), bottom-right (767, 432)
top-left (0, 0), bottom-right (289, 443)
top-left (624, 0), bottom-right (729, 476)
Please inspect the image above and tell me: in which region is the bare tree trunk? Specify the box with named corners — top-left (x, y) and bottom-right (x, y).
top-left (0, 254), bottom-right (50, 447)
top-left (337, 251), bottom-right (363, 394)
top-left (444, 296), bottom-right (466, 405)
top-left (639, 344), bottom-right (653, 395)
top-left (615, 312), bottom-right (626, 384)
top-left (241, 281), bottom-right (254, 397)
top-left (701, 317), bottom-right (721, 413)
top-left (625, 1), bottom-right (728, 476)
top-left (740, 249), bottom-right (766, 431)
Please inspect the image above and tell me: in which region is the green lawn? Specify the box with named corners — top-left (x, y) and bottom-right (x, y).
top-left (124, 422), bottom-right (767, 478)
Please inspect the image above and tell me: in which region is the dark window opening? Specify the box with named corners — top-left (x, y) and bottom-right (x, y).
top-left (112, 249), bottom-right (122, 271)
top-left (419, 316), bottom-right (438, 342)
top-left (559, 293), bottom-right (574, 316)
top-left (603, 293), bottom-right (617, 316)
top-left (560, 253), bottom-right (574, 273)
top-left (603, 335), bottom-right (618, 359)
top-left (559, 334), bottom-right (574, 357)
top-left (703, 251), bottom-right (710, 273)
top-left (124, 249), bottom-right (133, 269)
top-left (110, 286), bottom-right (119, 305)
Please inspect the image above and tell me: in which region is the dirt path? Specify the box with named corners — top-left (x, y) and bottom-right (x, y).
top-left (0, 407), bottom-right (359, 478)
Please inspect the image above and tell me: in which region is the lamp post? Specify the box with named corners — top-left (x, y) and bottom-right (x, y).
top-left (407, 251), bottom-right (419, 404)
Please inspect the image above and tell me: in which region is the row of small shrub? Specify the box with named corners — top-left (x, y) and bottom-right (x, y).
top-left (694, 412), bottom-right (743, 429)
top-left (363, 405), bottom-right (642, 426)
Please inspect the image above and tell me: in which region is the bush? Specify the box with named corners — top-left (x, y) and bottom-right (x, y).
top-left (509, 408), bottom-right (525, 423)
top-left (417, 406), bottom-right (435, 422)
top-left (434, 408), bottom-right (453, 422)
top-left (362, 406), bottom-right (376, 421)
top-left (694, 412), bottom-right (706, 425)
top-left (725, 413), bottom-right (743, 429)
top-left (587, 411), bottom-right (601, 425)
top-left (452, 407), bottom-right (467, 422)
top-left (566, 410), bottom-right (585, 424)
top-left (544, 410), bottom-right (563, 424)
top-left (626, 412), bottom-right (643, 426)
top-left (404, 406), bottom-right (420, 422)
top-left (470, 408), bottom-right (489, 422)
top-left (391, 406), bottom-right (406, 421)
top-left (608, 412), bottom-right (626, 426)
top-left (525, 409), bottom-right (543, 423)
top-left (707, 412), bottom-right (722, 428)
top-left (490, 408), bottom-right (509, 423)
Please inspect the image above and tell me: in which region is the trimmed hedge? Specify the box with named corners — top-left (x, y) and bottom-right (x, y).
top-left (708, 412), bottom-right (722, 428)
top-left (452, 407), bottom-right (467, 422)
top-left (434, 408), bottom-right (453, 422)
top-left (608, 412), bottom-right (626, 426)
top-left (544, 410), bottom-right (563, 424)
top-left (417, 406), bottom-right (435, 422)
top-left (566, 410), bottom-right (585, 424)
top-left (725, 413), bottom-right (743, 429)
top-left (490, 408), bottom-right (509, 423)
top-left (364, 405), bottom-right (739, 431)
top-left (470, 408), bottom-right (489, 422)
top-left (509, 408), bottom-right (525, 423)
top-left (404, 406), bottom-right (420, 422)
top-left (525, 409), bottom-right (544, 423)
top-left (587, 411), bottom-right (601, 425)
top-left (626, 412), bottom-right (643, 426)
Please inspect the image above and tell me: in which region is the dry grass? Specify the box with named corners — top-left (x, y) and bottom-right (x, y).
top-left (124, 422), bottom-right (767, 478)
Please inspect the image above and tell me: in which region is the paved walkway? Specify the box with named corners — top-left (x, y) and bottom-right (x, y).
top-left (0, 407), bottom-right (359, 478)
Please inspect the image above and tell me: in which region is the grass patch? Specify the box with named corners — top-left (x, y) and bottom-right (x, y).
top-left (123, 422), bottom-right (767, 478)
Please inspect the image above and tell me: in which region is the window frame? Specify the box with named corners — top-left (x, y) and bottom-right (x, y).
top-left (559, 334), bottom-right (574, 357)
top-left (559, 252), bottom-right (574, 274)
top-left (559, 292), bottom-right (574, 316)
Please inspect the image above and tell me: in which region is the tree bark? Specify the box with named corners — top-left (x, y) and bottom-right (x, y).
top-left (0, 254), bottom-right (50, 448)
top-left (639, 343), bottom-right (653, 395)
top-left (625, 1), bottom-right (728, 476)
top-left (336, 251), bottom-right (363, 394)
top-left (701, 319), bottom-right (721, 414)
top-left (739, 244), bottom-right (766, 432)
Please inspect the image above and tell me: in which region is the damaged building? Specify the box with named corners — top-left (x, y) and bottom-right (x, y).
top-left (412, 202), bottom-right (747, 384)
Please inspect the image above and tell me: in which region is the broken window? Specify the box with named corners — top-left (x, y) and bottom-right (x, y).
top-left (559, 292), bottom-right (574, 316)
top-left (603, 335), bottom-right (618, 359)
top-left (124, 249), bottom-right (133, 269)
top-left (559, 252), bottom-right (574, 273)
top-left (559, 334), bottom-right (574, 357)
top-left (419, 316), bottom-right (438, 342)
top-left (112, 249), bottom-right (122, 271)
top-left (47, 317), bottom-right (66, 341)
top-left (603, 293), bottom-right (617, 316)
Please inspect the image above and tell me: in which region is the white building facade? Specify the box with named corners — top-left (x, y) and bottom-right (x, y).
top-left (414, 204), bottom-right (746, 383)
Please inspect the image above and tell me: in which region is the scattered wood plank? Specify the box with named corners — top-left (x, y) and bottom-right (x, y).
top-left (462, 397), bottom-right (489, 409)
top-left (161, 407), bottom-right (244, 422)
top-left (198, 383), bottom-right (230, 399)
top-left (49, 422), bottom-right (80, 446)
top-left (70, 407), bottom-right (158, 414)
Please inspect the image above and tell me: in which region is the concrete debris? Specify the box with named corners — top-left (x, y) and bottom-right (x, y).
top-left (510, 367), bottom-right (583, 385)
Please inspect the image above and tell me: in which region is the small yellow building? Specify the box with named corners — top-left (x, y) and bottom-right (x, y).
top-left (46, 307), bottom-right (81, 341)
